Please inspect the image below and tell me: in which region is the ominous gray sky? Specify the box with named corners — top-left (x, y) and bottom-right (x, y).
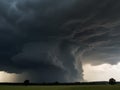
top-left (0, 0), bottom-right (120, 82)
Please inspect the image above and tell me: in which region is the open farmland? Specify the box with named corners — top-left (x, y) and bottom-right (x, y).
top-left (0, 85), bottom-right (120, 90)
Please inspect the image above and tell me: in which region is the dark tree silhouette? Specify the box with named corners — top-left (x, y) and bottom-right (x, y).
top-left (54, 81), bottom-right (59, 85)
top-left (24, 80), bottom-right (30, 86)
top-left (109, 78), bottom-right (116, 85)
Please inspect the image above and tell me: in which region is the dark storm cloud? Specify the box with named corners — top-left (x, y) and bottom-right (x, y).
top-left (0, 0), bottom-right (120, 82)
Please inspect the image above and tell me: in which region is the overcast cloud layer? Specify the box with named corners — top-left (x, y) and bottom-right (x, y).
top-left (0, 0), bottom-right (120, 82)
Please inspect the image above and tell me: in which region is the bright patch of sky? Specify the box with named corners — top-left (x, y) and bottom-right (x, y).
top-left (83, 63), bottom-right (120, 81)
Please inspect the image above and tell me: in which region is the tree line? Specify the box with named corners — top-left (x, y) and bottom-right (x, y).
top-left (23, 78), bottom-right (117, 86)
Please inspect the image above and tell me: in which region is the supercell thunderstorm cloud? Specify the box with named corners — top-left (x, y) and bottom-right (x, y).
top-left (0, 0), bottom-right (120, 82)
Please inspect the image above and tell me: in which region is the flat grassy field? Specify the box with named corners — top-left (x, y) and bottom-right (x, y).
top-left (0, 85), bottom-right (120, 90)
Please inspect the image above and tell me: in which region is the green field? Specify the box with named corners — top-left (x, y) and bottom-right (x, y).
top-left (0, 85), bottom-right (120, 90)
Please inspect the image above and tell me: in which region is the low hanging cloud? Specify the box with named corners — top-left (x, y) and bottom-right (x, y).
top-left (0, 0), bottom-right (120, 82)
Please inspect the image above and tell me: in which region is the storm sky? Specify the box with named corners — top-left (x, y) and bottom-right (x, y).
top-left (0, 0), bottom-right (120, 82)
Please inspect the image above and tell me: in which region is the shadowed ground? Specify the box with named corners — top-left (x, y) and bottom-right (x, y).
top-left (0, 85), bottom-right (120, 90)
